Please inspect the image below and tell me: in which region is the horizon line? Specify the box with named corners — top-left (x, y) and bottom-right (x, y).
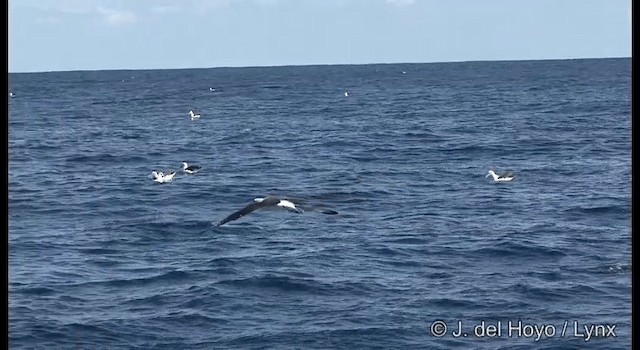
top-left (8, 56), bottom-right (630, 74)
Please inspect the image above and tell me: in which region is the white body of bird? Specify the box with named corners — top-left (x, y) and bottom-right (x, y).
top-left (152, 171), bottom-right (176, 183)
top-left (253, 197), bottom-right (303, 213)
top-left (189, 110), bottom-right (201, 120)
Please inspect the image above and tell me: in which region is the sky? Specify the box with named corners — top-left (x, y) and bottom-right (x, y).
top-left (8, 0), bottom-right (632, 73)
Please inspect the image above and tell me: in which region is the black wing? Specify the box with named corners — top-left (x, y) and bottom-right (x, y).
top-left (216, 196), bottom-right (280, 226)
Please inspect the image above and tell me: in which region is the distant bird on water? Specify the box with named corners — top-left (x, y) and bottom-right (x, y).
top-left (151, 171), bottom-right (177, 183)
top-left (189, 110), bottom-right (201, 120)
top-left (182, 161), bottom-right (201, 174)
top-left (486, 170), bottom-right (515, 182)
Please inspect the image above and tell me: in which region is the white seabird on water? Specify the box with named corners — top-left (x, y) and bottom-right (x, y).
top-left (182, 161), bottom-right (201, 174)
top-left (209, 87), bottom-right (216, 92)
top-left (151, 171), bottom-right (177, 183)
top-left (486, 170), bottom-right (515, 182)
top-left (189, 110), bottom-right (201, 120)
top-left (344, 91), bottom-right (349, 97)
top-left (216, 196), bottom-right (339, 226)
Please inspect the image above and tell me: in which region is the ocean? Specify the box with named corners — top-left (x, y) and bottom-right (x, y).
top-left (8, 58), bottom-right (631, 349)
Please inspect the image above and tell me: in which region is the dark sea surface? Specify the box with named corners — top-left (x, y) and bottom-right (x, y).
top-left (9, 58), bottom-right (631, 349)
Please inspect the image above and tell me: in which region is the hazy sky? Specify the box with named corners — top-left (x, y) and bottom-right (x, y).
top-left (8, 0), bottom-right (632, 72)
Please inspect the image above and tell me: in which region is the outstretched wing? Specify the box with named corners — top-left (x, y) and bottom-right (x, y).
top-left (278, 196), bottom-right (339, 216)
top-left (216, 196), bottom-right (280, 226)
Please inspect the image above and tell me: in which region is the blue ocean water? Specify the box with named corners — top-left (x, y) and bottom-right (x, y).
top-left (9, 58), bottom-right (631, 349)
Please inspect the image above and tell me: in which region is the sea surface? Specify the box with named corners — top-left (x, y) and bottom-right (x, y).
top-left (9, 58), bottom-right (631, 349)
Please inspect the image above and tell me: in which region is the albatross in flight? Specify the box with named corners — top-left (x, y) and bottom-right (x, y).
top-left (216, 196), bottom-right (339, 226)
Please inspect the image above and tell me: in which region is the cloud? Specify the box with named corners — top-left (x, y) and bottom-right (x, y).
top-left (253, 0), bottom-right (283, 5)
top-left (35, 16), bottom-right (62, 24)
top-left (96, 7), bottom-right (137, 25)
top-left (10, 0), bottom-right (97, 13)
top-left (150, 5), bottom-right (181, 14)
top-left (194, 0), bottom-right (233, 13)
top-left (385, 0), bottom-right (415, 6)
top-left (59, 8), bottom-right (93, 14)
top-left (188, 0), bottom-right (295, 14)
top-left (12, 1), bottom-right (137, 26)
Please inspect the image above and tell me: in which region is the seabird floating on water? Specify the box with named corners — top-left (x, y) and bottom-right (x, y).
top-left (216, 196), bottom-right (338, 226)
top-left (344, 91), bottom-right (349, 97)
top-left (182, 161), bottom-right (201, 174)
top-left (209, 87), bottom-right (216, 92)
top-left (486, 170), bottom-right (515, 182)
top-left (189, 110), bottom-right (201, 120)
top-left (151, 171), bottom-right (177, 183)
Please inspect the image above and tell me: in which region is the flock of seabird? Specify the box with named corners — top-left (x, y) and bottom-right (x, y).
top-left (149, 88), bottom-right (515, 227)
top-left (210, 169), bottom-right (514, 226)
top-left (151, 159), bottom-right (338, 225)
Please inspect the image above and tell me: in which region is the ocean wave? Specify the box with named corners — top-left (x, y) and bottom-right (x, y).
top-left (61, 270), bottom-right (194, 290)
top-left (9, 59), bottom-right (631, 349)
top-left (216, 274), bottom-right (334, 295)
top-left (12, 286), bottom-right (57, 296)
top-left (469, 241), bottom-right (567, 260)
top-left (564, 204), bottom-right (629, 216)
